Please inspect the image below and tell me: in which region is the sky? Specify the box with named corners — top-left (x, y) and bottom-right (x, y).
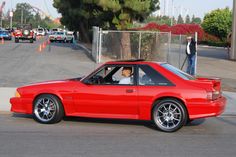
top-left (159, 0), bottom-right (233, 19)
top-left (1, 0), bottom-right (234, 19)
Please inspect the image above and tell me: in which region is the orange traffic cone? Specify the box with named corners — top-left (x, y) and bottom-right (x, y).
top-left (1, 38), bottom-right (4, 44)
top-left (42, 42), bottom-right (46, 49)
top-left (38, 44), bottom-right (42, 52)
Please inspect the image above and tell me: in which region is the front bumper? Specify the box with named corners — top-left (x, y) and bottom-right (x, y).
top-left (189, 96), bottom-right (227, 119)
top-left (10, 97), bottom-right (33, 114)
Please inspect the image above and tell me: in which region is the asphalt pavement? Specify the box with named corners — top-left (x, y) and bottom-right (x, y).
top-left (0, 113), bottom-right (236, 157)
top-left (0, 37), bottom-right (95, 87)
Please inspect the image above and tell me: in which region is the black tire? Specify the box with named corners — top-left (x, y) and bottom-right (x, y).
top-left (33, 94), bottom-right (64, 124)
top-left (152, 98), bottom-right (187, 132)
top-left (70, 39), bottom-right (73, 43)
top-left (15, 38), bottom-right (19, 43)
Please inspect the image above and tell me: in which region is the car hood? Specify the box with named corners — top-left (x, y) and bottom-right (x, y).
top-left (19, 77), bottom-right (83, 88)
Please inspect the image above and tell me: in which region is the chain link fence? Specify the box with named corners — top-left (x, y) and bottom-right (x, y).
top-left (92, 27), bottom-right (190, 71)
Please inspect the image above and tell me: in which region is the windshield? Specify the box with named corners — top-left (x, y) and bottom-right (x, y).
top-left (56, 32), bottom-right (64, 35)
top-left (161, 63), bottom-right (196, 80)
top-left (0, 31), bottom-right (7, 35)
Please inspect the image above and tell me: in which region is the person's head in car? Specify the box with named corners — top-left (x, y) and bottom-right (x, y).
top-left (121, 67), bottom-right (132, 78)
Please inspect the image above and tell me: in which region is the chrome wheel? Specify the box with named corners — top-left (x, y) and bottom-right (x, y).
top-left (34, 97), bottom-right (56, 122)
top-left (152, 99), bottom-right (186, 132)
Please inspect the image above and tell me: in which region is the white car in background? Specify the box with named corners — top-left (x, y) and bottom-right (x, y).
top-left (51, 28), bottom-right (62, 34)
top-left (49, 31), bottom-right (74, 43)
top-left (49, 31), bottom-right (67, 42)
top-left (36, 28), bottom-right (46, 36)
top-left (66, 31), bottom-right (74, 43)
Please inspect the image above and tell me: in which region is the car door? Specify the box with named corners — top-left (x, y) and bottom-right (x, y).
top-left (74, 65), bottom-right (139, 119)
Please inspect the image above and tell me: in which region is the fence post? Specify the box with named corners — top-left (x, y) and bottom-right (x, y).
top-left (178, 34), bottom-right (182, 69)
top-left (98, 28), bottom-right (103, 63)
top-left (167, 32), bottom-right (172, 63)
top-left (138, 32), bottom-right (142, 59)
top-left (92, 26), bottom-right (99, 62)
top-left (195, 32), bottom-right (198, 76)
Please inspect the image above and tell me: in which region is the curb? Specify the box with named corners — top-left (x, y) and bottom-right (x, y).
top-left (198, 45), bottom-right (227, 50)
top-left (74, 41), bottom-right (92, 55)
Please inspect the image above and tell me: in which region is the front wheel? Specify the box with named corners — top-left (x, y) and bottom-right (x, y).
top-left (152, 98), bottom-right (187, 132)
top-left (33, 94), bottom-right (64, 124)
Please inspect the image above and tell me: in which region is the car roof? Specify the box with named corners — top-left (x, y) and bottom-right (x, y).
top-left (105, 59), bottom-right (165, 65)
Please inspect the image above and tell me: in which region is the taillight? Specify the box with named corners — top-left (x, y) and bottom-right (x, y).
top-left (206, 90), bottom-right (221, 100)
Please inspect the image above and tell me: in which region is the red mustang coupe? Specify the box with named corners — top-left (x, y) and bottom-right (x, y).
top-left (10, 60), bottom-right (226, 132)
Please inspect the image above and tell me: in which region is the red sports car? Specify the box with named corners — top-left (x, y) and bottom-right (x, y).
top-left (10, 60), bottom-right (226, 132)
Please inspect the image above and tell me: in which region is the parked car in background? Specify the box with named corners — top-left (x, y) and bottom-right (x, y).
top-left (14, 24), bottom-right (34, 43)
top-left (36, 28), bottom-right (46, 36)
top-left (49, 31), bottom-right (67, 43)
top-left (10, 60), bottom-right (226, 132)
top-left (51, 28), bottom-right (62, 34)
top-left (66, 31), bottom-right (74, 43)
top-left (0, 30), bottom-right (12, 40)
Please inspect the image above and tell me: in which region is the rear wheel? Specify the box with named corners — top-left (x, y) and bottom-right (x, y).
top-left (33, 94), bottom-right (64, 124)
top-left (152, 98), bottom-right (187, 132)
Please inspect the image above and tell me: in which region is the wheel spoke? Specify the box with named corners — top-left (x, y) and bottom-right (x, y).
top-left (168, 104), bottom-right (172, 111)
top-left (158, 109), bottom-right (164, 114)
top-left (163, 105), bottom-right (168, 111)
top-left (173, 117), bottom-right (180, 122)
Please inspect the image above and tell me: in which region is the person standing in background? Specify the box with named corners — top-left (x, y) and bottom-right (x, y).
top-left (186, 36), bottom-right (197, 75)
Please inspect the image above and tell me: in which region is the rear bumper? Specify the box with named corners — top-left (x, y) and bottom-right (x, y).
top-left (189, 96), bottom-right (227, 119)
top-left (15, 36), bottom-right (33, 40)
top-left (0, 36), bottom-right (11, 40)
top-left (10, 97), bottom-right (32, 114)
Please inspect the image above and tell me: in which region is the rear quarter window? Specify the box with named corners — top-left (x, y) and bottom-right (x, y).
top-left (160, 63), bottom-right (195, 80)
top-left (138, 64), bottom-right (174, 86)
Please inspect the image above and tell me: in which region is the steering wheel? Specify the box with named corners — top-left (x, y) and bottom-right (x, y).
top-left (90, 75), bottom-right (104, 84)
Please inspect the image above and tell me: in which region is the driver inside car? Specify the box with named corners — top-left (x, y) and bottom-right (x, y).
top-left (119, 67), bottom-right (133, 85)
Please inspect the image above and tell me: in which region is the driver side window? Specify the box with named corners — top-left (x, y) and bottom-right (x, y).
top-left (86, 65), bottom-right (134, 85)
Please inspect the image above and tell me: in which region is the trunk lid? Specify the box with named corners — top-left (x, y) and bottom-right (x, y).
top-left (190, 77), bottom-right (222, 100)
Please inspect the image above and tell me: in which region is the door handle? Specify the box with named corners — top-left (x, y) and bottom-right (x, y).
top-left (126, 89), bottom-right (134, 93)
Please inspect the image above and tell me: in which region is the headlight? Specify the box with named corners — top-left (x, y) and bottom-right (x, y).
top-left (15, 91), bottom-right (21, 98)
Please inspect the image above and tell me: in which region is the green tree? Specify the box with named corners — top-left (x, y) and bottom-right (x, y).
top-left (202, 8), bottom-right (232, 40)
top-left (11, 3), bottom-right (58, 29)
top-left (53, 0), bottom-right (159, 42)
top-left (185, 15), bottom-right (190, 24)
top-left (191, 15), bottom-right (202, 24)
top-left (177, 14), bottom-right (184, 24)
top-left (145, 15), bottom-right (175, 26)
top-left (13, 3), bottom-right (34, 25)
top-left (53, 0), bottom-right (159, 59)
